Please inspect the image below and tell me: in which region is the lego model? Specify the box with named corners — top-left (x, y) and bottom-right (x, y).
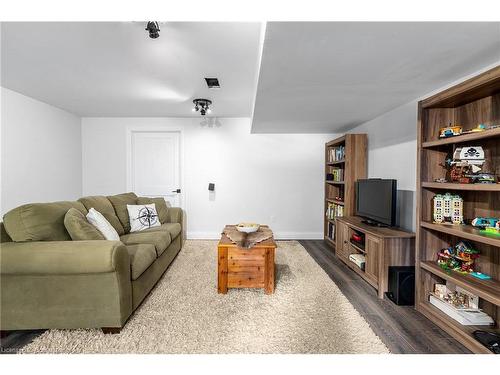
top-left (437, 241), bottom-right (479, 274)
top-left (462, 124), bottom-right (487, 134)
top-left (473, 217), bottom-right (500, 236)
top-left (471, 217), bottom-right (499, 229)
top-left (433, 193), bottom-right (463, 224)
top-left (439, 125), bottom-right (462, 138)
top-left (466, 172), bottom-right (497, 184)
top-left (443, 146), bottom-right (486, 183)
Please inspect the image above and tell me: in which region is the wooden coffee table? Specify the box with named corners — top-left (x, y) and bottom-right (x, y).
top-left (217, 225), bottom-right (277, 294)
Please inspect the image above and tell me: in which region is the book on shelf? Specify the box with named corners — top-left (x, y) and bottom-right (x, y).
top-left (327, 222), bottom-right (335, 241)
top-left (327, 167), bottom-right (344, 182)
top-left (326, 202), bottom-right (343, 220)
top-left (328, 145), bottom-right (345, 162)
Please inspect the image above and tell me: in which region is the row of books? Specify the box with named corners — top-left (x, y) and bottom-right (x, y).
top-left (327, 145), bottom-right (345, 162)
top-left (326, 203), bottom-right (344, 220)
top-left (327, 222), bottom-right (335, 241)
top-left (327, 167), bottom-right (344, 182)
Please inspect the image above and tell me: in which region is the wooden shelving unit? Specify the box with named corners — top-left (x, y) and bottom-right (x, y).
top-left (324, 134), bottom-right (367, 247)
top-left (416, 65), bottom-right (500, 354)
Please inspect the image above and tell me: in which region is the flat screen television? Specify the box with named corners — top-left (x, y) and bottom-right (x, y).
top-left (356, 179), bottom-right (397, 227)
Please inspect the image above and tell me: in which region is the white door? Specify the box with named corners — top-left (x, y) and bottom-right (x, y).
top-left (129, 131), bottom-right (181, 207)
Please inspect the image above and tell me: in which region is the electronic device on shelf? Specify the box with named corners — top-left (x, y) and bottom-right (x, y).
top-left (355, 179), bottom-right (397, 227)
top-left (349, 230), bottom-right (365, 250)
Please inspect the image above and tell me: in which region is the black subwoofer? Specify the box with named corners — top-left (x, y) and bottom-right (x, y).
top-left (386, 266), bottom-right (415, 306)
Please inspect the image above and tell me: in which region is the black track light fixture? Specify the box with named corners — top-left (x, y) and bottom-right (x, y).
top-left (145, 22), bottom-right (160, 39)
top-left (192, 99), bottom-right (212, 116)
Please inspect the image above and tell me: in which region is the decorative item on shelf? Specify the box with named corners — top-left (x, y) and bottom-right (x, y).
top-left (436, 241), bottom-right (479, 274)
top-left (439, 124), bottom-right (463, 138)
top-left (434, 177), bottom-right (448, 183)
top-left (462, 123), bottom-right (487, 134)
top-left (465, 172), bottom-right (497, 184)
top-left (470, 271), bottom-right (492, 280)
top-left (472, 217), bottom-right (500, 236)
top-left (433, 193), bottom-right (463, 224)
top-left (471, 217), bottom-right (499, 229)
top-left (432, 285), bottom-right (479, 310)
top-left (441, 146), bottom-right (492, 184)
top-left (429, 285), bottom-right (494, 326)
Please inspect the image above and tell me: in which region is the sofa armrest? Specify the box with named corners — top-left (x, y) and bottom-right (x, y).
top-left (0, 240), bottom-right (128, 275)
top-left (167, 207), bottom-right (183, 226)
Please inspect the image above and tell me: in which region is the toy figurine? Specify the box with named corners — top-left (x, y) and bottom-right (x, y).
top-left (433, 193), bottom-right (463, 224)
top-left (437, 241), bottom-right (479, 274)
top-left (466, 173), bottom-right (497, 184)
top-left (472, 217), bottom-right (499, 229)
top-left (462, 124), bottom-right (487, 134)
top-left (439, 125), bottom-right (462, 138)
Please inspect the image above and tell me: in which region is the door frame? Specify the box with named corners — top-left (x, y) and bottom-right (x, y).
top-left (125, 126), bottom-right (185, 210)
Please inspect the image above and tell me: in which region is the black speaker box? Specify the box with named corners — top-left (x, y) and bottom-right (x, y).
top-left (386, 266), bottom-right (415, 306)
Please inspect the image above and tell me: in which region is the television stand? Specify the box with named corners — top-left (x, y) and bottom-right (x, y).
top-left (335, 216), bottom-right (415, 299)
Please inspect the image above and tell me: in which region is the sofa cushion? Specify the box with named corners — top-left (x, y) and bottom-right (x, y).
top-left (125, 244), bottom-right (157, 280)
top-left (120, 231), bottom-right (171, 257)
top-left (3, 201), bottom-right (87, 242)
top-left (137, 197), bottom-right (170, 224)
top-left (64, 208), bottom-right (105, 241)
top-left (107, 192), bottom-right (138, 233)
top-left (144, 223), bottom-right (182, 239)
top-left (78, 196), bottom-right (125, 235)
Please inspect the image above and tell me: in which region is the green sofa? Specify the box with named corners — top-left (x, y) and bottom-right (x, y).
top-left (0, 193), bottom-right (183, 333)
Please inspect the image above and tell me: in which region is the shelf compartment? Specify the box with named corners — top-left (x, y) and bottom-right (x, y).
top-left (325, 198), bottom-right (344, 206)
top-left (420, 261), bottom-right (500, 306)
top-left (326, 159), bottom-right (345, 165)
top-left (326, 181), bottom-right (345, 185)
top-left (422, 127), bottom-right (500, 148)
top-left (420, 221), bottom-right (500, 247)
top-left (421, 182), bottom-right (500, 192)
top-left (418, 300), bottom-right (497, 354)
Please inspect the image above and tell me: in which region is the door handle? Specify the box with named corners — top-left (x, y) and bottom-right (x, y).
top-left (172, 189), bottom-right (181, 193)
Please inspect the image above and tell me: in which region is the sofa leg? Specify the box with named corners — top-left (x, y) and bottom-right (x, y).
top-left (101, 327), bottom-right (121, 334)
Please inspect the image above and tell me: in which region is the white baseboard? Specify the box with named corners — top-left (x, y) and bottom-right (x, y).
top-left (187, 231), bottom-right (323, 240)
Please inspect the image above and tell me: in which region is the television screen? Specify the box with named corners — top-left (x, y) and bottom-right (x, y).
top-left (356, 179), bottom-right (397, 226)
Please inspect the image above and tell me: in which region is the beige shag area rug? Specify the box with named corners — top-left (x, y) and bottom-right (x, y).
top-left (20, 240), bottom-right (389, 354)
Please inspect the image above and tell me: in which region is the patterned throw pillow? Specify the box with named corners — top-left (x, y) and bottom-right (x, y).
top-left (127, 204), bottom-right (161, 232)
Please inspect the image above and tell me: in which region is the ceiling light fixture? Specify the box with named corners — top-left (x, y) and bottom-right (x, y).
top-left (192, 99), bottom-right (212, 116)
top-left (145, 21), bottom-right (160, 39)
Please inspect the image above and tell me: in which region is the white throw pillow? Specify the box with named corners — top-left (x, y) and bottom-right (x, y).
top-left (127, 204), bottom-right (161, 232)
top-left (86, 208), bottom-right (120, 241)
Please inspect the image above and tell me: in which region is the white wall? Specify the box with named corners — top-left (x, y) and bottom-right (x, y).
top-left (348, 101), bottom-right (417, 231)
top-left (0, 87), bottom-right (82, 214)
top-left (82, 117), bottom-right (336, 239)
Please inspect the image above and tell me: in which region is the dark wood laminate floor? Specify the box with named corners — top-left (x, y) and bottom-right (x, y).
top-left (300, 240), bottom-right (471, 354)
top-left (1, 239), bottom-right (471, 354)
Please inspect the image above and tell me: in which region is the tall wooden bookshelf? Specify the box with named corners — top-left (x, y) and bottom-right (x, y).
top-left (416, 66), bottom-right (500, 353)
top-left (324, 134), bottom-right (367, 249)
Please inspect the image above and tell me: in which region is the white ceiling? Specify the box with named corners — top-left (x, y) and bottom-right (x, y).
top-left (252, 22), bottom-right (500, 133)
top-left (1, 22), bottom-right (499, 132)
top-left (1, 22), bottom-right (262, 117)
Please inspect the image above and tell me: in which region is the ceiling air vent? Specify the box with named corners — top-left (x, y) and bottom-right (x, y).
top-left (204, 78), bottom-right (220, 89)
